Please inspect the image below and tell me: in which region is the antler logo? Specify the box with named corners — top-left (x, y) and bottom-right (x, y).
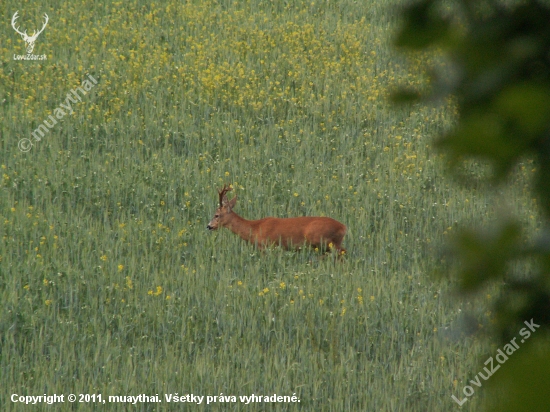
top-left (11, 11), bottom-right (49, 54)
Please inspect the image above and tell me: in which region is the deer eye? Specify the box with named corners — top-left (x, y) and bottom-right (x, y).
top-left (214, 214), bottom-right (219, 218)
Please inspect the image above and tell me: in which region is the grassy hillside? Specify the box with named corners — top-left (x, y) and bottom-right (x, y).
top-left (0, 0), bottom-right (539, 410)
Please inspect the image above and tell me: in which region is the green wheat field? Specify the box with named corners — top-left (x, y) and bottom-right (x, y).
top-left (0, 0), bottom-right (541, 410)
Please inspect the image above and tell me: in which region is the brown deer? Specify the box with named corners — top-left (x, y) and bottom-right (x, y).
top-left (207, 185), bottom-right (346, 255)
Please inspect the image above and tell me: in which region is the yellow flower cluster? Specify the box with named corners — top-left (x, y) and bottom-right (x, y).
top-left (1, 1), bottom-right (420, 135)
top-left (148, 285), bottom-right (162, 296)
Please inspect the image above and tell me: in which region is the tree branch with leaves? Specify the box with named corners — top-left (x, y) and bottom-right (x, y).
top-left (395, 1), bottom-right (550, 410)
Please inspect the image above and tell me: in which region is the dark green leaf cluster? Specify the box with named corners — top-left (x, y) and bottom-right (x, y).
top-left (398, 1), bottom-right (550, 210)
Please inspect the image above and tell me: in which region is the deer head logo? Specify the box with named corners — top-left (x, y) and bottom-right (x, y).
top-left (11, 11), bottom-right (49, 54)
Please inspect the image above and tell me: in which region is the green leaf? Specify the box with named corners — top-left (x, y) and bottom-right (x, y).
top-left (436, 111), bottom-right (528, 178)
top-left (394, 0), bottom-right (450, 49)
top-left (390, 89), bottom-right (422, 104)
top-left (495, 83), bottom-right (550, 136)
top-left (533, 152), bottom-right (550, 219)
top-left (451, 220), bottom-right (522, 291)
top-left (485, 337), bottom-right (550, 412)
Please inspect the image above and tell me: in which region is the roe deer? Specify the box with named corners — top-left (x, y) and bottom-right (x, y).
top-left (207, 185), bottom-right (346, 255)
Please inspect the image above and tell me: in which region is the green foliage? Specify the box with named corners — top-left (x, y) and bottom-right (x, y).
top-left (484, 337), bottom-right (550, 412)
top-left (450, 219), bottom-right (522, 291)
top-left (398, 0), bottom-right (550, 196)
top-left (396, 0), bottom-right (550, 410)
top-left (395, 0), bottom-right (452, 49)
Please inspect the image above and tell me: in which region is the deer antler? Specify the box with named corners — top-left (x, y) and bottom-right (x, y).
top-left (218, 184), bottom-right (232, 207)
top-left (33, 13), bottom-right (49, 39)
top-left (11, 11), bottom-right (27, 37)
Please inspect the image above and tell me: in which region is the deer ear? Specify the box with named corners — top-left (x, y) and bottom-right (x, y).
top-left (226, 195), bottom-right (237, 212)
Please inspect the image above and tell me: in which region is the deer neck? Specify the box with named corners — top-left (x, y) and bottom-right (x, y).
top-left (225, 212), bottom-right (257, 243)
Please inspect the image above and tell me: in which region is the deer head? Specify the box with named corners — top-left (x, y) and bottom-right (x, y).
top-left (12, 11), bottom-right (49, 54)
top-left (207, 184), bottom-right (237, 230)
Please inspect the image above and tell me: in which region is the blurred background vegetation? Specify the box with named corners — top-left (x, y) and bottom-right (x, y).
top-left (396, 0), bottom-right (550, 410)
